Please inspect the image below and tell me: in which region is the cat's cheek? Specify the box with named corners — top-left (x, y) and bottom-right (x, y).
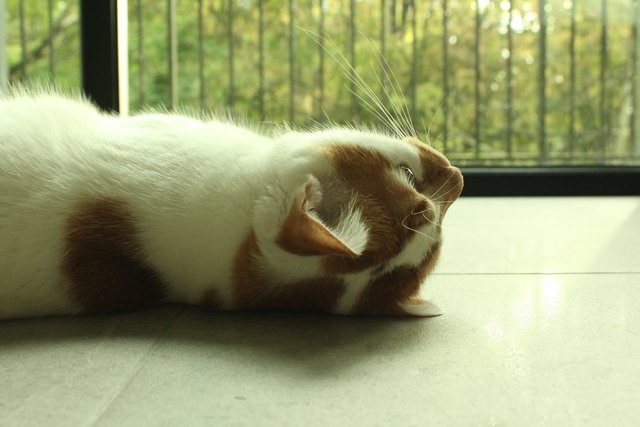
top-left (321, 206), bottom-right (406, 275)
top-left (350, 242), bottom-right (442, 317)
top-left (62, 197), bottom-right (167, 313)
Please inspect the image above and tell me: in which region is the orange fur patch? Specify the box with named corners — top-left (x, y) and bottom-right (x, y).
top-left (404, 137), bottom-right (463, 203)
top-left (320, 145), bottom-right (428, 274)
top-left (62, 197), bottom-right (166, 313)
top-left (232, 232), bottom-right (346, 313)
top-left (352, 242), bottom-right (442, 316)
top-left (201, 287), bottom-right (224, 310)
top-left (318, 145), bottom-right (404, 273)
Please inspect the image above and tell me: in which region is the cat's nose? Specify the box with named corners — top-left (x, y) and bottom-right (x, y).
top-left (437, 165), bottom-right (461, 178)
top-left (433, 166), bottom-right (464, 210)
top-left (451, 166), bottom-right (463, 187)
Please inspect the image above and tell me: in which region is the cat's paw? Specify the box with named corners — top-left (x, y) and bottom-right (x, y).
top-left (398, 298), bottom-right (444, 317)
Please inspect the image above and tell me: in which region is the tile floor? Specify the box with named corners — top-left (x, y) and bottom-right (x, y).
top-left (1, 197), bottom-right (639, 426)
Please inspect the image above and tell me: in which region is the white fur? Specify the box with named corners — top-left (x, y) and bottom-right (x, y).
top-left (278, 129), bottom-right (424, 182)
top-left (0, 92), bottom-right (437, 318)
top-left (398, 300), bottom-right (444, 317)
top-left (325, 198), bottom-right (369, 256)
top-left (334, 270), bottom-right (372, 314)
top-left (388, 212), bottom-right (441, 272)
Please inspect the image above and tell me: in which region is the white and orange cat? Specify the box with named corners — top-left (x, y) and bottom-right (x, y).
top-left (0, 90), bottom-right (463, 319)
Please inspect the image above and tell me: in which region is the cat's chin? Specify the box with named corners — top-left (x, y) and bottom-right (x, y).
top-left (397, 297), bottom-right (444, 317)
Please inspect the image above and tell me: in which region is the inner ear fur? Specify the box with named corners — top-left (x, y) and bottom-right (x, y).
top-left (276, 179), bottom-right (358, 257)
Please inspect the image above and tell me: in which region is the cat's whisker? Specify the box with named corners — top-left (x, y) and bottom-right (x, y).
top-left (376, 47), bottom-right (416, 137)
top-left (336, 34), bottom-right (409, 137)
top-left (351, 83), bottom-right (405, 138)
top-left (433, 181), bottom-right (464, 204)
top-left (421, 212), bottom-right (442, 228)
top-left (364, 36), bottom-right (416, 136)
top-left (430, 173), bottom-right (454, 200)
top-left (420, 118), bottom-right (430, 145)
top-left (338, 61), bottom-right (402, 136)
top-left (347, 88), bottom-right (403, 136)
top-left (300, 28), bottom-right (406, 138)
top-left (411, 207), bottom-right (441, 228)
top-left (343, 63), bottom-right (407, 138)
top-left (433, 189), bottom-right (456, 205)
top-left (402, 213), bottom-right (436, 242)
top-left (360, 33), bottom-right (416, 138)
top-left (368, 63), bottom-right (413, 138)
top-left (426, 97), bottom-right (447, 144)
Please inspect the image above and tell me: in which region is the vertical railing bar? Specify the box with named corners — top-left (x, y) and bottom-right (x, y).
top-left (442, 0), bottom-right (449, 151)
top-left (506, 0), bottom-right (514, 158)
top-left (380, 0), bottom-right (388, 106)
top-left (19, 0), bottom-right (26, 79)
top-left (0, 0), bottom-right (6, 93)
top-left (632, 0), bottom-right (639, 157)
top-left (600, 0), bottom-right (608, 158)
top-left (390, 0), bottom-right (396, 32)
top-left (80, 0), bottom-right (121, 113)
top-left (349, 0), bottom-right (358, 117)
top-left (116, 0), bottom-right (128, 116)
top-left (288, 0), bottom-right (295, 123)
top-left (259, 0), bottom-right (266, 119)
top-left (168, 0), bottom-right (178, 109)
top-left (474, 0), bottom-right (481, 159)
top-left (410, 0), bottom-right (417, 122)
top-left (317, 0), bottom-right (325, 116)
top-left (568, 0), bottom-right (577, 156)
top-left (198, 0), bottom-right (205, 109)
top-left (538, 0), bottom-right (547, 162)
top-left (136, 0), bottom-right (145, 105)
top-left (47, 0), bottom-right (55, 79)
top-left (228, 0), bottom-right (235, 112)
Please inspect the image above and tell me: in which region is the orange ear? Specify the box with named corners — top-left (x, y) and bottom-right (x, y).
top-left (276, 182), bottom-right (357, 257)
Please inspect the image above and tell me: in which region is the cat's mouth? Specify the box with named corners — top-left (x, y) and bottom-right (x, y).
top-left (427, 166), bottom-right (463, 222)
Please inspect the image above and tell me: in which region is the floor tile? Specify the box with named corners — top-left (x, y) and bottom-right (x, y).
top-left (437, 197), bottom-right (640, 274)
top-left (39, 275), bottom-right (638, 427)
top-left (0, 308), bottom-right (181, 427)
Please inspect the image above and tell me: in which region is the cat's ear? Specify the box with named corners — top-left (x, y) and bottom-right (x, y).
top-left (276, 179), bottom-right (361, 257)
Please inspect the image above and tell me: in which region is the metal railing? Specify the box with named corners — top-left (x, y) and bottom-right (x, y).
top-left (0, 0), bottom-right (7, 90)
top-left (3, 0), bottom-right (640, 168)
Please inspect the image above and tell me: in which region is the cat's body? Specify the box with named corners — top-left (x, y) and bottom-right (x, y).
top-left (0, 92), bottom-right (463, 319)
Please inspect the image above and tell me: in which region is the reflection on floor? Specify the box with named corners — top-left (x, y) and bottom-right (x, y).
top-left (2, 197), bottom-right (639, 426)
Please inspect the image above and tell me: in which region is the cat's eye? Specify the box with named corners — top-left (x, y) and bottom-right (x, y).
top-left (400, 166), bottom-right (417, 187)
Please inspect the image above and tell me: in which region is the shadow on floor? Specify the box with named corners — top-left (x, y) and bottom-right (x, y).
top-left (0, 305), bottom-right (456, 378)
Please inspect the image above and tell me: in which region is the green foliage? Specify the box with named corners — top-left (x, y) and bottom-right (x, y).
top-left (6, 0), bottom-right (80, 88)
top-left (5, 0), bottom-right (640, 165)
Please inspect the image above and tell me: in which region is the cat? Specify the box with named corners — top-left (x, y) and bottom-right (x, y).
top-left (0, 89), bottom-right (463, 319)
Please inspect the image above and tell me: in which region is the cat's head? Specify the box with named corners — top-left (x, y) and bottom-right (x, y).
top-left (246, 129), bottom-right (463, 316)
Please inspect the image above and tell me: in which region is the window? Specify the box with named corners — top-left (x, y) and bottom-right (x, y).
top-left (3, 0), bottom-right (639, 195)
